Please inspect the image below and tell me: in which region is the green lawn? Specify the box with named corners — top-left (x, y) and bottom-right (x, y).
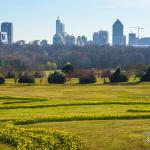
top-left (1, 81), bottom-right (150, 149)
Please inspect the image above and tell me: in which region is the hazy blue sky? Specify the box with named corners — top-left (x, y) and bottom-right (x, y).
top-left (1, 0), bottom-right (150, 43)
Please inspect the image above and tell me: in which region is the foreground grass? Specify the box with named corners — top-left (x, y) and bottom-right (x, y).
top-left (1, 81), bottom-right (150, 149)
top-left (23, 120), bottom-right (150, 150)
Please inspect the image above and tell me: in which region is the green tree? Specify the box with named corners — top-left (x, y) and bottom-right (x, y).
top-left (62, 62), bottom-right (74, 74)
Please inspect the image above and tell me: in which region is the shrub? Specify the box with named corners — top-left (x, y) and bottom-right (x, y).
top-left (79, 75), bottom-right (96, 84)
top-left (18, 74), bottom-right (35, 83)
top-left (0, 122), bottom-right (82, 150)
top-left (140, 66), bottom-right (150, 82)
top-left (48, 71), bottom-right (66, 84)
top-left (0, 75), bottom-right (5, 84)
top-left (109, 68), bottom-right (128, 83)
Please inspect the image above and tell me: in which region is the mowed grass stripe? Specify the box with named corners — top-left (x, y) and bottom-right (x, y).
top-left (1, 101), bottom-right (150, 109)
top-left (127, 109), bottom-right (150, 113)
top-left (0, 96), bottom-right (48, 101)
top-left (2, 99), bottom-right (47, 105)
top-left (2, 114), bottom-right (150, 125)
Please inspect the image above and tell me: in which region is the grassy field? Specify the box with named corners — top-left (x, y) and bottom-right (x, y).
top-left (1, 80), bottom-right (150, 149)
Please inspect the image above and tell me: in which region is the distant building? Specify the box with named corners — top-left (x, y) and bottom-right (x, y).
top-left (53, 17), bottom-right (67, 45)
top-left (93, 31), bottom-right (108, 46)
top-left (129, 32), bottom-right (150, 47)
top-left (129, 33), bottom-right (137, 46)
top-left (53, 34), bottom-right (64, 45)
top-left (1, 22), bottom-right (13, 45)
top-left (93, 32), bottom-right (99, 45)
top-left (112, 19), bottom-right (125, 46)
top-left (139, 38), bottom-right (150, 46)
top-left (0, 32), bottom-right (8, 44)
top-left (56, 17), bottom-right (65, 37)
top-left (99, 31), bottom-right (109, 46)
top-left (65, 35), bottom-right (76, 46)
top-left (41, 40), bottom-right (48, 46)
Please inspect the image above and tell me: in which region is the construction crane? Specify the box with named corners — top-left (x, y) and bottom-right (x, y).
top-left (129, 27), bottom-right (144, 38)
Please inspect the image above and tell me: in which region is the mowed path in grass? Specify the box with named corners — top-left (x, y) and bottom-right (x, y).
top-left (1, 83), bottom-right (150, 149)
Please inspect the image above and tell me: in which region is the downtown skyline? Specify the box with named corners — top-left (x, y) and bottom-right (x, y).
top-left (1, 0), bottom-right (150, 43)
top-left (1, 18), bottom-right (150, 47)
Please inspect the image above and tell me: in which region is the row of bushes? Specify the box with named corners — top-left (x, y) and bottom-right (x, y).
top-left (0, 122), bottom-right (82, 150)
top-left (48, 66), bottom-right (150, 84)
top-left (0, 70), bottom-right (123, 84)
top-left (0, 71), bottom-right (96, 84)
top-left (1, 66), bottom-right (150, 84)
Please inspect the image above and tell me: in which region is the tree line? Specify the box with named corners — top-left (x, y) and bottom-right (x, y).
top-left (0, 44), bottom-right (150, 71)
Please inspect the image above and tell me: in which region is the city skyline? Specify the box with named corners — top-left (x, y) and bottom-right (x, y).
top-left (1, 0), bottom-right (150, 43)
top-left (1, 18), bottom-right (150, 47)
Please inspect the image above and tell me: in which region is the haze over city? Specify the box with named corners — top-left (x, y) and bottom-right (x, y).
top-left (1, 0), bottom-right (150, 43)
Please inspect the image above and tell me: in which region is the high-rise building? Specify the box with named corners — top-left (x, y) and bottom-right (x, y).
top-left (99, 31), bottom-right (109, 46)
top-left (0, 32), bottom-right (8, 44)
top-left (53, 34), bottom-right (64, 45)
top-left (93, 31), bottom-right (109, 46)
top-left (129, 33), bottom-right (137, 46)
top-left (1, 22), bottom-right (13, 45)
top-left (93, 32), bottom-right (99, 45)
top-left (65, 35), bottom-right (76, 46)
top-left (56, 17), bottom-right (65, 36)
top-left (112, 19), bottom-right (125, 46)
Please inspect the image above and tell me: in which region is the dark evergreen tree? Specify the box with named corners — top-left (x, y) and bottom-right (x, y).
top-left (109, 68), bottom-right (128, 83)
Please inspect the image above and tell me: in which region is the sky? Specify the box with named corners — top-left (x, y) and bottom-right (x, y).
top-left (0, 0), bottom-right (150, 44)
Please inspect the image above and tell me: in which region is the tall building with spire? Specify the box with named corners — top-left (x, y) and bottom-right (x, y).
top-left (112, 19), bottom-right (125, 46)
top-left (53, 17), bottom-right (88, 46)
top-left (56, 17), bottom-right (65, 36)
